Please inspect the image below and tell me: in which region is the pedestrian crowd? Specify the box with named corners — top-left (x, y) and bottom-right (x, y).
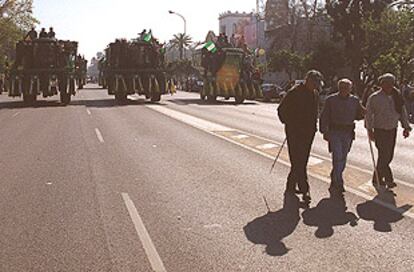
top-left (278, 70), bottom-right (412, 205)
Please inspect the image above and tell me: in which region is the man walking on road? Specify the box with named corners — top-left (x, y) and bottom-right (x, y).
top-left (320, 79), bottom-right (365, 195)
top-left (278, 70), bottom-right (323, 204)
top-left (365, 73), bottom-right (412, 188)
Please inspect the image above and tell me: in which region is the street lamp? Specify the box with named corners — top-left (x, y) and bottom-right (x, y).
top-left (168, 10), bottom-right (187, 35)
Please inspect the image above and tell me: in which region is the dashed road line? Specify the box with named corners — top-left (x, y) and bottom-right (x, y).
top-left (232, 134), bottom-right (249, 140)
top-left (12, 112), bottom-right (20, 118)
top-left (359, 180), bottom-right (374, 192)
top-left (95, 128), bottom-right (105, 143)
top-left (256, 143), bottom-right (278, 150)
top-left (146, 105), bottom-right (232, 132)
top-left (308, 156), bottom-right (324, 167)
top-left (122, 193), bottom-right (167, 272)
top-left (86, 109), bottom-right (92, 115)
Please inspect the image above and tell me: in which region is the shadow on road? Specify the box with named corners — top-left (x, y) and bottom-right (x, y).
top-left (169, 98), bottom-right (258, 106)
top-left (0, 100), bottom-right (66, 109)
top-left (357, 187), bottom-right (412, 232)
top-left (302, 195), bottom-right (358, 238)
top-left (243, 194), bottom-right (300, 256)
top-left (0, 98), bottom-right (167, 110)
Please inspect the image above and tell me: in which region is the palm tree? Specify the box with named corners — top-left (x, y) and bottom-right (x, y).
top-left (170, 33), bottom-right (192, 60)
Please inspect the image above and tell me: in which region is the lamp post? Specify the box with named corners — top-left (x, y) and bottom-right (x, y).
top-left (168, 10), bottom-right (187, 35)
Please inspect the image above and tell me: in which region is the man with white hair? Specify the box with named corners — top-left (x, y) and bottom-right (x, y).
top-left (320, 78), bottom-right (365, 195)
top-left (365, 73), bottom-right (412, 188)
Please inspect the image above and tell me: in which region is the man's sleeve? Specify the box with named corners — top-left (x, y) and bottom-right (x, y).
top-left (356, 100), bottom-right (366, 121)
top-left (319, 97), bottom-right (331, 134)
top-left (278, 91), bottom-right (291, 124)
top-left (365, 96), bottom-right (374, 130)
top-left (400, 105), bottom-right (412, 131)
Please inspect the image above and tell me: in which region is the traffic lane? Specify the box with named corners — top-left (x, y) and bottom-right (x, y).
top-left (87, 99), bottom-right (414, 271)
top-left (0, 104), bottom-right (116, 271)
top-left (162, 91), bottom-right (414, 184)
top-left (74, 98), bottom-right (156, 272)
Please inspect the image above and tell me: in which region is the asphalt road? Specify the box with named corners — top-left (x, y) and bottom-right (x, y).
top-left (0, 85), bottom-right (413, 271)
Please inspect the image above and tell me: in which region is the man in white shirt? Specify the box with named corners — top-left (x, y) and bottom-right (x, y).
top-left (365, 73), bottom-right (411, 188)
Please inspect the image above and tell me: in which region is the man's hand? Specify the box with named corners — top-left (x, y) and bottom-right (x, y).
top-left (368, 130), bottom-right (375, 142)
top-left (403, 129), bottom-right (410, 139)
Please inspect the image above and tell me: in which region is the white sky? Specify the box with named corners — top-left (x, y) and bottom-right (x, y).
top-left (33, 0), bottom-right (257, 61)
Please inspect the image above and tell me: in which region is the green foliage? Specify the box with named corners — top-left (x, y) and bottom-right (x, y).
top-left (0, 0), bottom-right (38, 70)
top-left (325, 0), bottom-right (392, 92)
top-left (170, 33), bottom-right (192, 60)
top-left (167, 60), bottom-right (198, 78)
top-left (268, 49), bottom-right (307, 80)
top-left (363, 8), bottom-right (414, 82)
top-left (307, 41), bottom-right (345, 83)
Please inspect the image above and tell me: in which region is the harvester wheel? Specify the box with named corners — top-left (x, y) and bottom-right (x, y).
top-left (151, 92), bottom-right (161, 102)
top-left (235, 96), bottom-right (245, 104)
top-left (207, 95), bottom-right (217, 102)
top-left (60, 92), bottom-right (71, 105)
top-left (23, 93), bottom-right (36, 105)
top-left (115, 93), bottom-right (127, 102)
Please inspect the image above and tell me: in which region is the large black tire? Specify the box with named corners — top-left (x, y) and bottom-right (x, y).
top-left (60, 91), bottom-right (71, 105)
top-left (156, 73), bottom-right (167, 95)
top-left (235, 96), bottom-right (245, 105)
top-left (207, 95), bottom-right (217, 102)
top-left (151, 92), bottom-right (161, 102)
top-left (23, 93), bottom-right (36, 105)
top-left (115, 93), bottom-right (127, 102)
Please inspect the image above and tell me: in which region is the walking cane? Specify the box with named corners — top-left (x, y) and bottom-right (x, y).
top-left (270, 138), bottom-right (287, 174)
top-left (368, 133), bottom-right (381, 187)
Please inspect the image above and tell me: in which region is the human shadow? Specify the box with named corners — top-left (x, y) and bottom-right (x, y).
top-left (243, 194), bottom-right (301, 256)
top-left (357, 187), bottom-right (412, 232)
top-left (302, 195), bottom-right (358, 239)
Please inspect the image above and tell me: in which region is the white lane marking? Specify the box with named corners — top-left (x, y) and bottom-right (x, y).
top-left (232, 134), bottom-right (249, 140)
top-left (146, 105), bottom-right (414, 219)
top-left (12, 112), bottom-right (20, 117)
top-left (308, 156), bottom-right (324, 167)
top-left (256, 143), bottom-right (278, 150)
top-left (359, 180), bottom-right (374, 192)
top-left (95, 128), bottom-right (105, 143)
top-left (122, 193), bottom-right (167, 272)
top-left (147, 105), bottom-right (232, 132)
top-left (86, 109), bottom-right (92, 115)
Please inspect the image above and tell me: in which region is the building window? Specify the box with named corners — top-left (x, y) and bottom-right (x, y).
top-left (220, 25), bottom-right (226, 34)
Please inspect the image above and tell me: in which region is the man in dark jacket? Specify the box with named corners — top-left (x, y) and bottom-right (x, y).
top-left (278, 70), bottom-right (323, 204)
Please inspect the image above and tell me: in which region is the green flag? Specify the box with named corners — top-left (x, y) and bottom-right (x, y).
top-left (204, 41), bottom-right (217, 53)
top-left (143, 32), bottom-right (152, 42)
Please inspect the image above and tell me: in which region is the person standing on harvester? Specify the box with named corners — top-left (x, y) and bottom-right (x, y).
top-left (278, 70), bottom-right (323, 204)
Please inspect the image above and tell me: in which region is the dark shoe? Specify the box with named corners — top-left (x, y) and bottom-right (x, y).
top-left (385, 181), bottom-right (397, 189)
top-left (302, 192), bottom-right (311, 204)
